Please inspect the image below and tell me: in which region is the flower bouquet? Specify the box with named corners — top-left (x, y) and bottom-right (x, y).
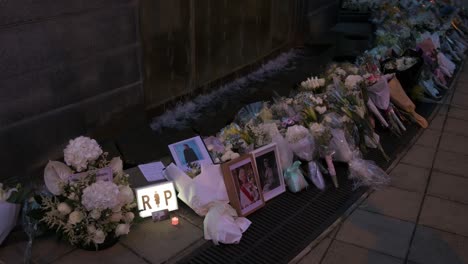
top-left (309, 122), bottom-right (337, 189)
top-left (31, 136), bottom-right (137, 250)
top-left (0, 183), bottom-right (27, 244)
top-left (285, 125), bottom-right (320, 191)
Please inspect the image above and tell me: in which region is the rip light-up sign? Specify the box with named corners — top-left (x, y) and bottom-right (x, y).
top-left (135, 181), bottom-right (178, 218)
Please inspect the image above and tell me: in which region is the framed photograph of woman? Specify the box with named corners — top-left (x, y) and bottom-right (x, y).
top-left (168, 136), bottom-right (213, 176)
top-left (252, 143), bottom-right (285, 201)
top-left (221, 155), bottom-right (264, 217)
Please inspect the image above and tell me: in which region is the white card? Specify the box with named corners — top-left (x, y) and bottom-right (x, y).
top-left (138, 161), bottom-right (166, 182)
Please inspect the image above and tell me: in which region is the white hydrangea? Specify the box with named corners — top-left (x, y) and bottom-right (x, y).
top-left (81, 181), bottom-right (119, 211)
top-left (64, 136), bottom-right (103, 172)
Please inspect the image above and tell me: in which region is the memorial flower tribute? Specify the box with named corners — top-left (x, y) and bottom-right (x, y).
top-left (32, 136), bottom-right (138, 249)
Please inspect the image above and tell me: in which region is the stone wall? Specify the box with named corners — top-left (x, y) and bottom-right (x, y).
top-left (0, 0), bottom-right (142, 182)
top-left (140, 0), bottom-right (305, 110)
top-left (0, 0), bottom-right (339, 183)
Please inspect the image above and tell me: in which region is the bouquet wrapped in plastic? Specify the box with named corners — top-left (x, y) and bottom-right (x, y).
top-left (309, 123), bottom-right (337, 188)
top-left (0, 183), bottom-right (21, 245)
top-left (388, 78), bottom-right (428, 128)
top-left (285, 125), bottom-right (323, 189)
top-left (328, 129), bottom-right (389, 189)
top-left (285, 125), bottom-right (315, 163)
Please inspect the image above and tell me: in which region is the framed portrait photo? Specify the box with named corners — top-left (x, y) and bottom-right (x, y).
top-left (252, 143), bottom-right (285, 201)
top-left (168, 136), bottom-right (213, 177)
top-left (221, 155), bottom-right (264, 217)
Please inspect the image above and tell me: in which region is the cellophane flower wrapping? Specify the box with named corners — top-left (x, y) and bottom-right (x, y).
top-left (348, 159), bottom-right (390, 189)
top-left (263, 123), bottom-right (294, 169)
top-left (329, 129), bottom-right (354, 163)
top-left (328, 129), bottom-right (390, 189)
top-left (285, 125), bottom-right (315, 162)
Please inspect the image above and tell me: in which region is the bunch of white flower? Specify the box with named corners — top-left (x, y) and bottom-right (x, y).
top-left (81, 181), bottom-right (119, 211)
top-left (301, 76), bottom-right (325, 90)
top-left (64, 136), bottom-right (103, 172)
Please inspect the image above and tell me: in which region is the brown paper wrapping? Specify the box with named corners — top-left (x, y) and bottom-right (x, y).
top-left (389, 78), bottom-right (428, 128)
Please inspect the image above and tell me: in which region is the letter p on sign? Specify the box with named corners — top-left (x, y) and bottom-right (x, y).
top-left (135, 181), bottom-right (178, 218)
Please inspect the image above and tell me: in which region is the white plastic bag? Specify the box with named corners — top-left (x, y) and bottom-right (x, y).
top-left (0, 201), bottom-right (21, 245)
top-left (203, 202), bottom-right (251, 245)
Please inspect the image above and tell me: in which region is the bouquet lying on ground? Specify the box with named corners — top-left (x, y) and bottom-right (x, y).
top-left (31, 136), bottom-right (138, 249)
top-left (0, 183), bottom-right (28, 244)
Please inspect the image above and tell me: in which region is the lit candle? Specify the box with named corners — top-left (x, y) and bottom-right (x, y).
top-left (171, 217), bottom-right (179, 226)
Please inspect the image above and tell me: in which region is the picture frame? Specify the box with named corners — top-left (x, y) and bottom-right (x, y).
top-left (252, 143), bottom-right (286, 201)
top-left (221, 155), bottom-right (264, 217)
top-left (168, 136), bottom-right (213, 176)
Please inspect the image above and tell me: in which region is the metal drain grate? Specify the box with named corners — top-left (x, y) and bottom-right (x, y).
top-left (178, 163), bottom-right (367, 264)
top-left (176, 57), bottom-right (450, 264)
top-left (178, 108), bottom-right (437, 264)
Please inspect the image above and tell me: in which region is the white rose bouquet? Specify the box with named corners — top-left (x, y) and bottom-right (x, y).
top-left (31, 136), bottom-right (137, 250)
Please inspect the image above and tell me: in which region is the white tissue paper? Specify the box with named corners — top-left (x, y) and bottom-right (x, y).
top-left (164, 163), bottom-right (229, 216)
top-left (164, 163), bottom-right (252, 245)
top-left (204, 202), bottom-right (251, 245)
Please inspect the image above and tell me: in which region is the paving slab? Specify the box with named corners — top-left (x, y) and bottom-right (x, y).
top-left (401, 145), bottom-right (437, 169)
top-left (428, 171), bottom-right (468, 205)
top-left (297, 238), bottom-right (333, 264)
top-left (389, 163), bottom-right (430, 193)
top-left (414, 129), bottom-right (441, 149)
top-left (0, 235), bottom-right (75, 264)
top-left (419, 196), bottom-right (468, 237)
top-left (175, 202), bottom-right (204, 229)
top-left (444, 118), bottom-right (468, 137)
top-left (321, 240), bottom-right (404, 264)
top-left (448, 106), bottom-right (468, 121)
top-left (51, 243), bottom-right (147, 264)
top-left (428, 114), bottom-right (446, 131)
top-left (359, 186), bottom-right (423, 222)
top-left (120, 217), bottom-right (203, 263)
top-left (433, 150), bottom-right (468, 178)
top-left (451, 91), bottom-right (468, 108)
top-left (335, 209), bottom-right (414, 259)
top-left (439, 133), bottom-right (468, 155)
top-left (408, 225), bottom-right (468, 264)
top-left (0, 243), bottom-right (26, 264)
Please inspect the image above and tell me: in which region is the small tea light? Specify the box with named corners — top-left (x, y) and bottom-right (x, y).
top-left (171, 217), bottom-right (179, 226)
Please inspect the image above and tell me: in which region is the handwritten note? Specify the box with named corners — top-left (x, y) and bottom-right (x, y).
top-left (138, 161), bottom-right (166, 182)
top-left (69, 167), bottom-right (113, 182)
